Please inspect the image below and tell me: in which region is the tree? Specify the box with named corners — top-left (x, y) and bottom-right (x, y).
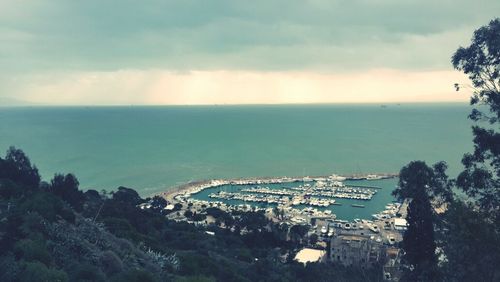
top-left (184, 210), bottom-right (193, 218)
top-left (237, 211), bottom-right (269, 232)
top-left (309, 233), bottom-right (318, 245)
top-left (289, 224), bottom-right (309, 244)
top-left (18, 261), bottom-right (68, 282)
top-left (393, 161), bottom-right (453, 207)
top-left (0, 147), bottom-right (40, 188)
top-left (50, 173), bottom-right (84, 211)
top-left (440, 201), bottom-right (500, 281)
top-left (110, 268), bottom-right (157, 282)
top-left (442, 18), bottom-right (500, 281)
top-left (112, 187), bottom-right (142, 206)
top-left (452, 18), bottom-right (500, 219)
top-left (392, 161), bottom-right (450, 281)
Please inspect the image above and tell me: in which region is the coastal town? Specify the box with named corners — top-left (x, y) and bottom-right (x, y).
top-left (142, 173), bottom-right (407, 280)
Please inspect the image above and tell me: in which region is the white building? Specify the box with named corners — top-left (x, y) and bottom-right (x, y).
top-left (393, 218), bottom-right (408, 231)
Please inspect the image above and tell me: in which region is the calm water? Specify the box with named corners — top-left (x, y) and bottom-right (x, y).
top-left (191, 178), bottom-right (398, 221)
top-left (0, 104), bottom-right (472, 198)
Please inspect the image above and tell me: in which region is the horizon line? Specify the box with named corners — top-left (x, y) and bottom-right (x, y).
top-left (0, 100), bottom-right (470, 108)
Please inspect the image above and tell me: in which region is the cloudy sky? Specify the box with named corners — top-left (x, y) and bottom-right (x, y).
top-left (1, 0), bottom-right (498, 105)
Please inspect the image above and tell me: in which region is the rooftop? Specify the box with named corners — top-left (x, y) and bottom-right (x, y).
top-left (294, 248), bottom-right (326, 265)
top-left (394, 218), bottom-right (407, 227)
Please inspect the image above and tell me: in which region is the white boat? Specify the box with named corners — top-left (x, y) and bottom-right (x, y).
top-left (321, 226), bottom-right (328, 234)
top-left (368, 225), bottom-right (380, 233)
top-left (367, 174), bottom-right (382, 180)
top-left (329, 174), bottom-right (347, 181)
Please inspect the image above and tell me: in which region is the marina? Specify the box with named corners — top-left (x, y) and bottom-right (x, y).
top-left (162, 173), bottom-right (399, 221)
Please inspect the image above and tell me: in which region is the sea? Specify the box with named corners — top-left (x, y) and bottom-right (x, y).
top-left (0, 103), bottom-right (473, 218)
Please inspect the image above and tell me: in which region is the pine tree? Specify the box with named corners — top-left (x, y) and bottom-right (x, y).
top-left (393, 161), bottom-right (449, 281)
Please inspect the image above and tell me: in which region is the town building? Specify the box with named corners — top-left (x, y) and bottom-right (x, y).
top-left (330, 234), bottom-right (385, 268)
top-left (393, 218), bottom-right (408, 231)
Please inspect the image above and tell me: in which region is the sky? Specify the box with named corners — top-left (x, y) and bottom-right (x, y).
top-left (1, 0), bottom-right (498, 105)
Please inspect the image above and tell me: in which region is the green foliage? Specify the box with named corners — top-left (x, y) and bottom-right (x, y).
top-left (402, 193), bottom-right (439, 281)
top-left (452, 18), bottom-right (500, 114)
top-left (99, 250), bottom-right (124, 276)
top-left (175, 275), bottom-right (216, 282)
top-left (237, 211), bottom-right (269, 231)
top-left (443, 18), bottom-right (500, 282)
top-left (309, 233), bottom-right (318, 245)
top-left (452, 18), bottom-right (500, 219)
top-left (191, 213), bottom-right (207, 222)
top-left (393, 161), bottom-right (444, 281)
top-left (0, 146), bottom-right (41, 188)
top-left (49, 173), bottom-right (85, 211)
top-left (19, 261), bottom-right (68, 282)
top-left (14, 239), bottom-right (52, 266)
top-left (289, 224), bottom-right (309, 244)
top-left (392, 160), bottom-right (452, 205)
top-left (102, 217), bottom-right (136, 239)
top-left (0, 253), bottom-right (21, 281)
top-left (0, 147), bottom-right (386, 282)
top-left (440, 201), bottom-right (500, 281)
top-left (70, 263), bottom-right (107, 282)
top-left (110, 268), bottom-right (158, 282)
top-left (184, 210), bottom-right (193, 218)
top-left (18, 191), bottom-right (75, 223)
top-left (0, 178), bottom-right (25, 199)
top-left (206, 207), bottom-right (234, 226)
top-left (112, 186), bottom-right (143, 205)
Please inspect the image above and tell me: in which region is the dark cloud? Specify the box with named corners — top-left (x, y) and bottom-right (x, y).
top-left (1, 0), bottom-right (499, 72)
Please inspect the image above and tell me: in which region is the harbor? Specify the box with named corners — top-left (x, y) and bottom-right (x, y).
top-left (155, 172), bottom-right (409, 277)
top-left (161, 173), bottom-right (399, 222)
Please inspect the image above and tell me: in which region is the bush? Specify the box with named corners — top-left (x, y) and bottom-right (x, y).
top-left (14, 239), bottom-right (52, 266)
top-left (70, 263), bottom-right (106, 282)
top-left (19, 261), bottom-right (68, 282)
top-left (175, 275), bottom-right (216, 282)
top-left (18, 191), bottom-right (75, 223)
top-left (99, 250), bottom-right (124, 276)
top-left (111, 268), bottom-right (158, 282)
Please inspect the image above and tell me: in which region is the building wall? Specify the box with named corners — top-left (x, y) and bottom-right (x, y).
top-left (330, 234), bottom-right (385, 267)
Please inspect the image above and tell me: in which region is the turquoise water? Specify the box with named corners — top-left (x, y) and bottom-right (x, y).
top-left (191, 178), bottom-right (398, 221)
top-left (0, 104), bottom-right (472, 197)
